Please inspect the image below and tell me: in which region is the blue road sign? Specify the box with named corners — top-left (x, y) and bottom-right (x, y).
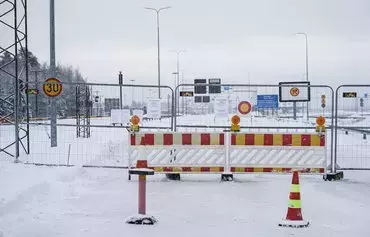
top-left (257, 95), bottom-right (279, 109)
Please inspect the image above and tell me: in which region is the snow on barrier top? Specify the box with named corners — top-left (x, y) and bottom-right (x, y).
top-left (128, 132), bottom-right (327, 174)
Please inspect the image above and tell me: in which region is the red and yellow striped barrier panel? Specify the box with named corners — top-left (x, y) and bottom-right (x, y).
top-left (148, 167), bottom-right (225, 173)
top-left (131, 133), bottom-right (225, 146)
top-left (146, 167), bottom-right (324, 174)
top-left (230, 167), bottom-right (325, 173)
top-left (231, 133), bottom-right (325, 146)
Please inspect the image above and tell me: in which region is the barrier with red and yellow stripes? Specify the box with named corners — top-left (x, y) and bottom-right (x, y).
top-left (230, 133), bottom-right (325, 146)
top-left (128, 132), bottom-right (327, 175)
top-left (131, 132), bottom-right (225, 146)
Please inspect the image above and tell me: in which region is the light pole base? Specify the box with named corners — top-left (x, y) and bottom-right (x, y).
top-left (13, 159), bottom-right (22, 164)
top-left (126, 214), bottom-right (157, 225)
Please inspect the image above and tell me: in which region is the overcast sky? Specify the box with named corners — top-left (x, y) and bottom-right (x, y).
top-left (26, 0), bottom-right (370, 87)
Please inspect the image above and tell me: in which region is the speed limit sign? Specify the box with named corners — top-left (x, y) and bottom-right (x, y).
top-left (43, 78), bottom-right (63, 97)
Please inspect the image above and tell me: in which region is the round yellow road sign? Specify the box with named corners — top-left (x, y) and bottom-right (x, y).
top-left (43, 78), bottom-right (63, 97)
top-left (290, 87), bottom-right (300, 97)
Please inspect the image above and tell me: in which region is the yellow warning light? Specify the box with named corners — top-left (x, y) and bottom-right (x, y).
top-left (231, 115), bottom-right (240, 132)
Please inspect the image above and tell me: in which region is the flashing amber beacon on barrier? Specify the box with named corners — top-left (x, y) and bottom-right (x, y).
top-left (130, 115), bottom-right (140, 132)
top-left (315, 116), bottom-right (326, 133)
top-left (231, 115), bottom-right (240, 132)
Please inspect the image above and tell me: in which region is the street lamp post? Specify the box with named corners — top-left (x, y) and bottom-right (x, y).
top-left (145, 6), bottom-right (171, 99)
top-left (170, 50), bottom-right (186, 88)
top-left (296, 32), bottom-right (309, 121)
top-left (170, 50), bottom-right (186, 115)
top-left (130, 79), bottom-right (135, 106)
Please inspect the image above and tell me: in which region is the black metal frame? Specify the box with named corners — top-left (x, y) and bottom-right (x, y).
top-left (278, 81), bottom-right (311, 102)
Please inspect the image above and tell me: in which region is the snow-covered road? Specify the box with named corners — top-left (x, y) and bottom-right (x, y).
top-left (0, 161), bottom-right (369, 237)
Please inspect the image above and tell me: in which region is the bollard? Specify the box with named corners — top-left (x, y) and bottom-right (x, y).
top-left (126, 167), bottom-right (156, 225)
top-left (126, 159), bottom-right (156, 225)
top-left (138, 174), bottom-right (147, 215)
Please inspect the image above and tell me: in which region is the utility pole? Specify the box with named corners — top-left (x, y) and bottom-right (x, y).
top-left (50, 0), bottom-right (57, 147)
top-left (119, 71), bottom-right (123, 109)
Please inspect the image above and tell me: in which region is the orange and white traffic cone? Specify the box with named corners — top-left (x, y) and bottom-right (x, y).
top-left (278, 171), bottom-right (309, 228)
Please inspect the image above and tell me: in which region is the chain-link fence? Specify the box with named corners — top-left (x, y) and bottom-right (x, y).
top-left (5, 82), bottom-right (174, 167)
top-left (334, 85), bottom-right (370, 170)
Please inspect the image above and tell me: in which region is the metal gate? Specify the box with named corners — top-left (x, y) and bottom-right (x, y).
top-left (334, 85), bottom-right (370, 170)
top-left (174, 83), bottom-right (335, 172)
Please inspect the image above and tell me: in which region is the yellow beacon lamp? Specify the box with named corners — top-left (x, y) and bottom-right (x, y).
top-left (231, 115), bottom-right (241, 132)
top-left (130, 115), bottom-right (140, 133)
top-left (316, 116), bottom-right (326, 133)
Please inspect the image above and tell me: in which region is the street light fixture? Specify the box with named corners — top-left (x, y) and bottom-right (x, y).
top-left (295, 32), bottom-right (309, 121)
top-left (144, 6), bottom-right (172, 99)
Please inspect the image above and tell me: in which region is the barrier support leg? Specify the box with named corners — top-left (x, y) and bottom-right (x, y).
top-left (222, 131), bottom-right (233, 181)
top-left (323, 172), bottom-right (344, 181)
top-left (221, 173), bottom-right (233, 181)
top-left (166, 173), bottom-right (181, 181)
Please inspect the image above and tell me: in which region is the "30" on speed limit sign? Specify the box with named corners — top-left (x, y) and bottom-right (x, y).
top-left (43, 78), bottom-right (63, 97)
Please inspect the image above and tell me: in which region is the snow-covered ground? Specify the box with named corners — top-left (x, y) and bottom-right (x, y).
top-left (1, 113), bottom-right (370, 236)
top-left (0, 160), bottom-right (370, 237)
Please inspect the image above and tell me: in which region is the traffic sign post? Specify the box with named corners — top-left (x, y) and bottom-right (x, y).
top-left (43, 78), bottom-right (63, 147)
top-left (360, 98), bottom-right (364, 116)
top-left (321, 95), bottom-right (326, 109)
top-left (321, 95), bottom-right (326, 116)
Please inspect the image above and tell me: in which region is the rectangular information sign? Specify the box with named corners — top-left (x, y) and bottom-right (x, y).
top-left (343, 92), bottom-right (357, 98)
top-left (257, 95), bottom-right (279, 109)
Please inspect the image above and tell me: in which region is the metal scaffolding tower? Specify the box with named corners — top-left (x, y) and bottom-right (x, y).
top-left (76, 85), bottom-right (91, 138)
top-left (0, 0), bottom-right (30, 159)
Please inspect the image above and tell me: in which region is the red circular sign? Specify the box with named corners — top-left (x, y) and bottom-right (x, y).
top-left (290, 87), bottom-right (300, 97)
top-left (238, 101), bottom-right (252, 115)
top-left (43, 78), bottom-right (63, 97)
